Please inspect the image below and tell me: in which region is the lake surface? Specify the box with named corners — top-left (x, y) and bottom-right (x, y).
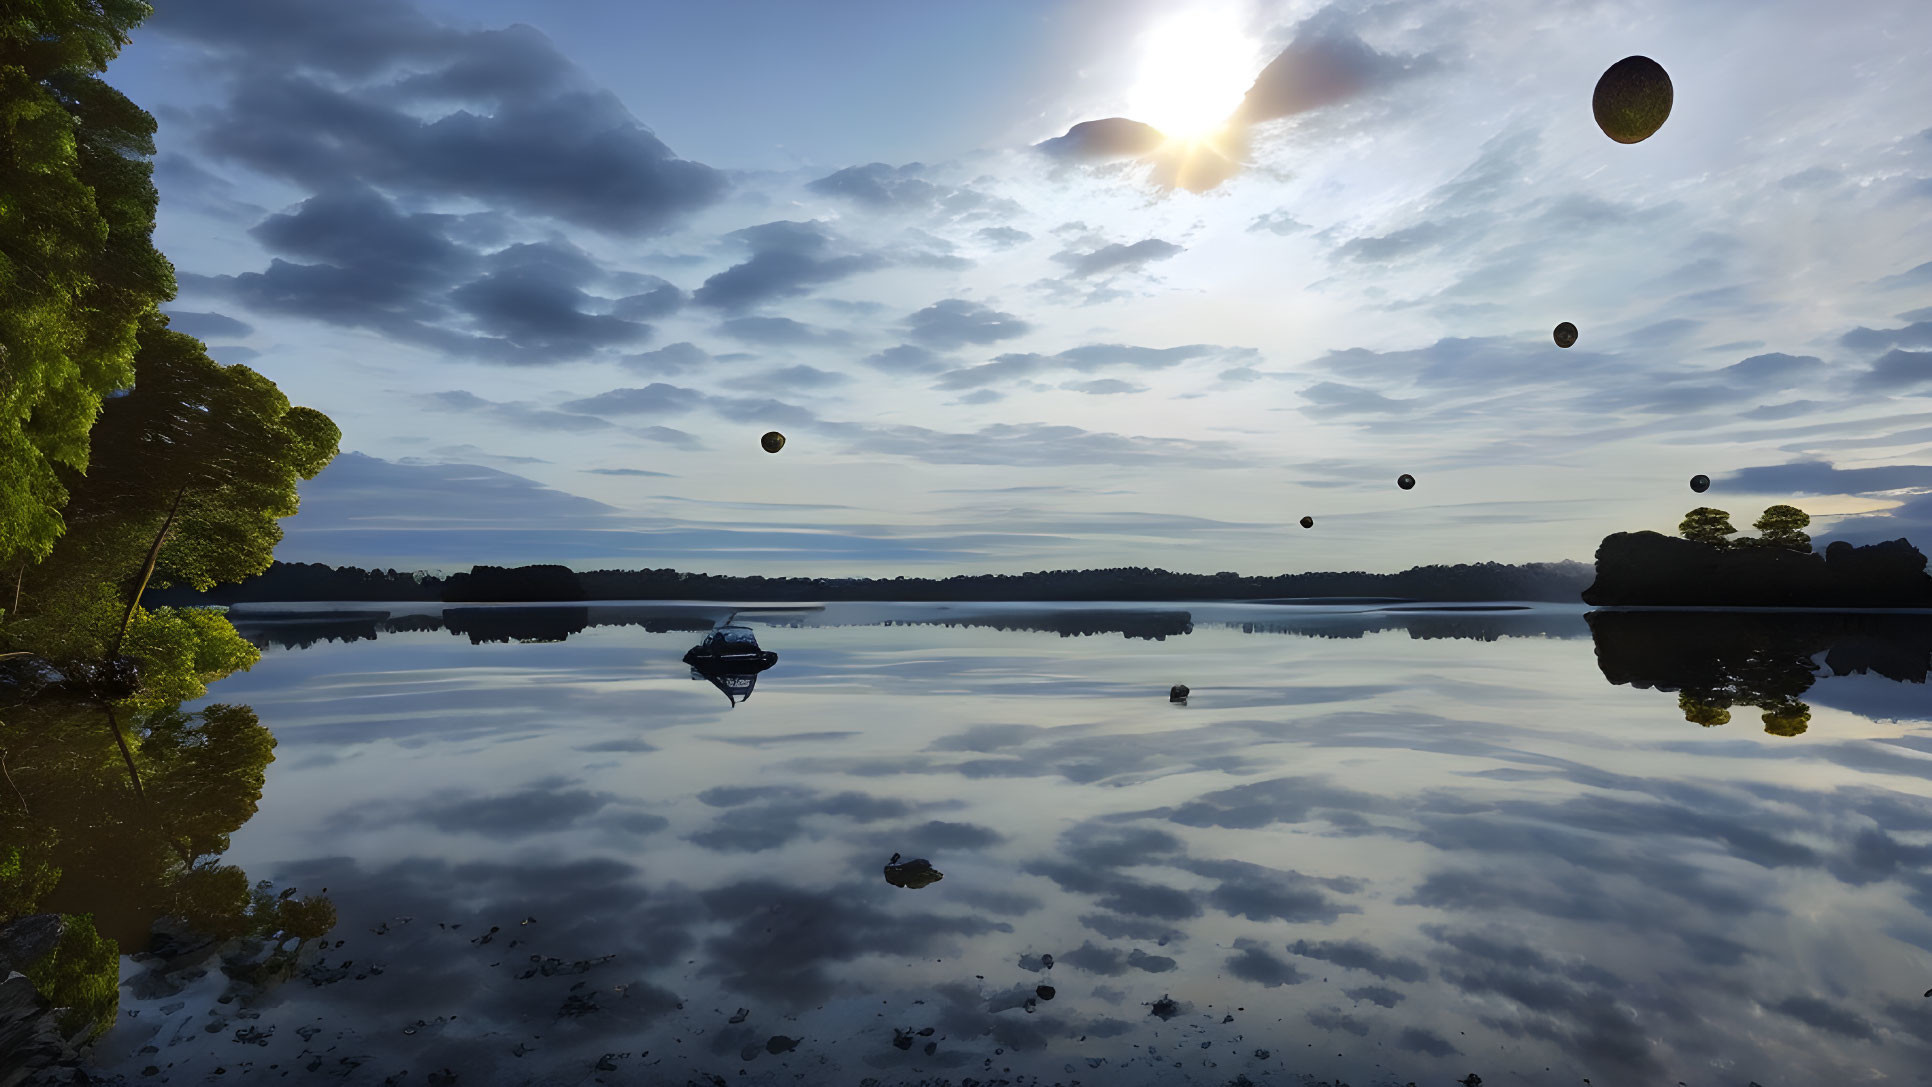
top-left (76, 601), bottom-right (1932, 1086)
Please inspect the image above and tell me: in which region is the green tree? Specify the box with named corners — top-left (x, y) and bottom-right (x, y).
top-left (1678, 507), bottom-right (1737, 547)
top-left (10, 316), bottom-right (339, 659)
top-left (1, 0), bottom-right (173, 573)
top-left (1678, 693), bottom-right (1731, 728)
top-left (19, 912), bottom-right (119, 1041)
top-left (1747, 504), bottom-right (1812, 554)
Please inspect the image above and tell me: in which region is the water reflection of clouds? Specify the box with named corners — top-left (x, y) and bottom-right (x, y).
top-left (105, 603), bottom-right (1932, 1085)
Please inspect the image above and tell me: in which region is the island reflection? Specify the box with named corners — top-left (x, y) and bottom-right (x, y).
top-left (1589, 610), bottom-right (1932, 733)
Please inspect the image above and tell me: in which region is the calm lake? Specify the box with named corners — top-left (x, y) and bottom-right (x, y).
top-left (78, 601), bottom-right (1932, 1086)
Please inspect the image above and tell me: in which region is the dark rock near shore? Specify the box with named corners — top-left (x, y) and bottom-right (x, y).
top-left (1582, 531), bottom-right (1932, 607)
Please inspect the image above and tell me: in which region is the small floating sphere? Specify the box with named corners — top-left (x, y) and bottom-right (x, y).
top-left (1298, 515), bottom-right (1314, 529)
top-left (1689, 473), bottom-right (1710, 493)
top-left (1553, 321), bottom-right (1578, 348)
top-left (759, 430), bottom-right (786, 454)
top-left (1593, 56), bottom-right (1672, 144)
top-left (1397, 474), bottom-right (1416, 491)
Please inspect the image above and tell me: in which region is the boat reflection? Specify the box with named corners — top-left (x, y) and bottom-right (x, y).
top-left (683, 624), bottom-right (779, 706)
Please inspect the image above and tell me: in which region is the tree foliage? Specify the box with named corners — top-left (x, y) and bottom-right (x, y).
top-left (1, 0), bottom-right (171, 569)
top-left (1678, 507), bottom-right (1737, 547)
top-left (20, 912), bottom-right (119, 1041)
top-left (8, 316), bottom-right (339, 659)
top-left (1748, 504), bottom-right (1812, 554)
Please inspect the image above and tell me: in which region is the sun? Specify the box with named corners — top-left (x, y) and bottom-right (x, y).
top-left (1124, 5), bottom-right (1258, 143)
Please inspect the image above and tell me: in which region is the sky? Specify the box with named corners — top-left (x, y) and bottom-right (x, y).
top-left (103, 0), bottom-right (1932, 576)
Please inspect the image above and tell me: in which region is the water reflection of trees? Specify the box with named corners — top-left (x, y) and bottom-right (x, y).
top-left (232, 606), bottom-right (1597, 650)
top-left (1587, 611), bottom-right (1932, 735)
top-left (1, 692), bottom-right (333, 1038)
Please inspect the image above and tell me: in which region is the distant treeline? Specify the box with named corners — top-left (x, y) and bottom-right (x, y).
top-left (148, 559), bottom-right (1597, 605)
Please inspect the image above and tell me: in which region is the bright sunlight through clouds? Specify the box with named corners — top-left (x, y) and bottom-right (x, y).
top-left (1123, 4), bottom-right (1261, 140)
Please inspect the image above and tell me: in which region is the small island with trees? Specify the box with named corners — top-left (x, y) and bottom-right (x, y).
top-left (1582, 504), bottom-right (1932, 608)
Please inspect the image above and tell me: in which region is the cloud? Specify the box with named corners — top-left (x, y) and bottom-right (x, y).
top-left (150, 2), bottom-right (725, 233)
top-left (758, 364), bottom-right (850, 389)
top-left (1288, 938), bottom-right (1429, 982)
top-left (448, 241), bottom-right (652, 355)
top-left (1034, 117), bottom-right (1166, 160)
top-left (1723, 460), bottom-right (1932, 494)
top-left (425, 389), bottom-right (617, 431)
top-left (1224, 939), bottom-right (1304, 987)
top-left (976, 226), bottom-right (1032, 248)
top-left (1298, 381), bottom-right (1418, 415)
top-left (693, 220), bottom-right (881, 311)
top-left (584, 467), bottom-right (674, 477)
top-left (863, 343), bottom-right (949, 374)
top-left (805, 162), bottom-right (941, 209)
top-left (715, 315), bottom-right (852, 345)
top-left (1862, 348), bottom-right (1932, 390)
top-left (162, 309), bottom-right (254, 339)
top-left (557, 383), bottom-right (706, 417)
top-left (621, 341), bottom-right (713, 375)
top-left (905, 298), bottom-right (1033, 348)
top-left (1051, 238), bottom-right (1183, 277)
top-left (1060, 379), bottom-right (1143, 395)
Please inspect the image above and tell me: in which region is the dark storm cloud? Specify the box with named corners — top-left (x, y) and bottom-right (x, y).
top-left (1877, 260), bottom-right (1932, 290)
top-left (1342, 985), bottom-right (1405, 1007)
top-left (426, 389), bottom-right (617, 431)
top-left (621, 341), bottom-right (713, 375)
top-left (1862, 348), bottom-right (1932, 390)
top-left (693, 220), bottom-right (881, 311)
top-left (1288, 938), bottom-right (1429, 982)
top-left (448, 241), bottom-right (652, 354)
top-left (1307, 1009), bottom-right (1371, 1036)
top-left (1723, 460), bottom-right (1932, 494)
top-left (806, 162), bottom-right (941, 208)
top-left (1224, 939), bottom-right (1304, 988)
top-left (905, 298), bottom-right (1033, 348)
top-left (1034, 117), bottom-right (1167, 160)
top-left (1051, 238), bottom-right (1184, 277)
top-left (558, 383), bottom-right (706, 417)
top-left (1058, 941), bottom-right (1176, 976)
top-left (1395, 1026), bottom-right (1461, 1057)
top-left (291, 452), bottom-right (619, 528)
top-left (1763, 996), bottom-right (1877, 1041)
top-left (162, 309), bottom-right (254, 339)
top-left (150, 1), bottom-right (725, 233)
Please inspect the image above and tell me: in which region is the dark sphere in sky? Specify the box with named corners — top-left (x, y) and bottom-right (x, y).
top-left (1299, 515), bottom-right (1314, 529)
top-left (1397, 474), bottom-right (1416, 491)
top-left (1690, 473), bottom-right (1710, 493)
top-left (1553, 321), bottom-right (1578, 348)
top-left (760, 431), bottom-right (786, 453)
top-left (1593, 56), bottom-right (1672, 144)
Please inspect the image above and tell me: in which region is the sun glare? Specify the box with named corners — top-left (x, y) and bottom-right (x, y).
top-left (1124, 6), bottom-right (1257, 142)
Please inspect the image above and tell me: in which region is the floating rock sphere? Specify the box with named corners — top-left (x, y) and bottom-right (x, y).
top-left (1690, 474), bottom-right (1711, 493)
top-left (1169, 684), bottom-right (1189, 702)
top-left (1593, 56), bottom-right (1672, 144)
top-left (1299, 516), bottom-right (1314, 529)
top-left (760, 431), bottom-right (786, 453)
top-left (1553, 321), bottom-right (1578, 348)
top-left (1397, 474), bottom-right (1416, 491)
